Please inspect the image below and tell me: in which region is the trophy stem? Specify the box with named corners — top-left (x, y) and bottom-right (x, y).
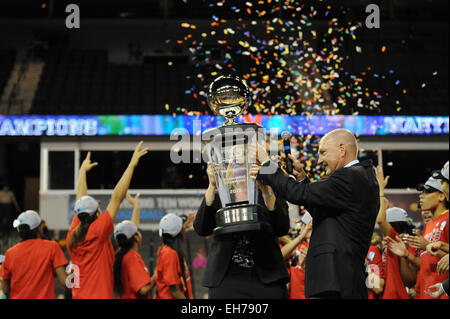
top-left (224, 117), bottom-right (236, 126)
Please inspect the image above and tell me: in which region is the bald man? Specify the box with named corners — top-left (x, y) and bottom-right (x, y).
top-left (318, 129), bottom-right (359, 175)
top-left (251, 129), bottom-right (380, 299)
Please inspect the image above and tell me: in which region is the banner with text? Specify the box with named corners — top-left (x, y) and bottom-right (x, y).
top-left (68, 193), bottom-right (205, 225)
top-left (1, 115), bottom-right (448, 136)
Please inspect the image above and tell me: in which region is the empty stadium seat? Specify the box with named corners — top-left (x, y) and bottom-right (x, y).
top-left (27, 47), bottom-right (448, 116)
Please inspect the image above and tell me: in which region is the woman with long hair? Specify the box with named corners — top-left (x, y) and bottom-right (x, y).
top-left (113, 192), bottom-right (155, 299)
top-left (66, 142), bottom-right (148, 299)
top-left (155, 213), bottom-right (193, 299)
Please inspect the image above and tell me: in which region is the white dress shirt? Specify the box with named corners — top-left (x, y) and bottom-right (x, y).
top-left (344, 160), bottom-right (360, 168)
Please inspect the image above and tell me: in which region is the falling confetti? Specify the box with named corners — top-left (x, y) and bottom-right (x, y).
top-left (160, 0), bottom-right (443, 120)
top-left (173, 0), bottom-right (398, 117)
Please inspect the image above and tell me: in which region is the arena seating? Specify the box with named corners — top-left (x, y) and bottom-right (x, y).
top-left (24, 47), bottom-right (449, 116)
top-left (30, 49), bottom-right (196, 115)
top-left (0, 49), bottom-right (16, 99)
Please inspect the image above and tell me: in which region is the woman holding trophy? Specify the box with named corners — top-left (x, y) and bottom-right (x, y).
top-left (193, 75), bottom-right (290, 299)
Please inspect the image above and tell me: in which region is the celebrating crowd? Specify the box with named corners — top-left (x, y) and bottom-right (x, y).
top-left (0, 136), bottom-right (448, 299)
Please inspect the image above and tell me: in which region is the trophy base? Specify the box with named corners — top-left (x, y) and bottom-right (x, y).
top-left (213, 221), bottom-right (272, 238)
top-left (213, 204), bottom-right (272, 238)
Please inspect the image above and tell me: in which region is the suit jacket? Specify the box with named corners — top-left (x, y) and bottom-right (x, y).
top-left (193, 191), bottom-right (290, 288)
top-left (258, 160), bottom-right (379, 299)
top-left (443, 278), bottom-right (449, 296)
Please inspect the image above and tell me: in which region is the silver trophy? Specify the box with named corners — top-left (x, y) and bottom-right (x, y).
top-left (203, 75), bottom-right (271, 237)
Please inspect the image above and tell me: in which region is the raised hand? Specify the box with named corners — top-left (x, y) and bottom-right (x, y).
top-left (129, 141), bottom-right (149, 168)
top-left (206, 162), bottom-right (218, 188)
top-left (106, 141), bottom-right (148, 221)
top-left (183, 212), bottom-right (196, 230)
top-left (299, 221), bottom-right (312, 242)
top-left (80, 152), bottom-right (98, 172)
top-left (298, 245), bottom-right (308, 269)
top-left (127, 192), bottom-right (141, 227)
top-left (126, 191), bottom-right (140, 207)
top-left (205, 162), bottom-right (219, 206)
top-left (77, 152), bottom-right (98, 199)
top-left (375, 165), bottom-right (390, 196)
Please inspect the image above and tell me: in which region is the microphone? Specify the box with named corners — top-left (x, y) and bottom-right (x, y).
top-left (281, 131), bottom-right (293, 174)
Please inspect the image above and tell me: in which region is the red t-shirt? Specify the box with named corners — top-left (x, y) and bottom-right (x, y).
top-left (289, 241), bottom-right (309, 299)
top-left (415, 210), bottom-right (449, 300)
top-left (366, 244), bottom-right (384, 299)
top-left (279, 242), bottom-right (291, 269)
top-left (155, 245), bottom-right (193, 299)
top-left (381, 226), bottom-right (416, 299)
top-left (120, 249), bottom-right (152, 299)
top-left (0, 239), bottom-right (68, 299)
top-left (66, 211), bottom-right (115, 299)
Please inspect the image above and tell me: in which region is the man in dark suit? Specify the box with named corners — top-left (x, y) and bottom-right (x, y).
top-left (250, 129), bottom-right (380, 299)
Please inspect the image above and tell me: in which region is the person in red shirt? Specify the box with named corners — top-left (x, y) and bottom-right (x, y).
top-left (155, 213), bottom-right (193, 299)
top-left (289, 241), bottom-right (309, 299)
top-left (366, 233), bottom-right (385, 299)
top-left (113, 192), bottom-right (155, 299)
top-left (280, 212), bottom-right (313, 299)
top-left (375, 166), bottom-right (417, 299)
top-left (433, 161), bottom-right (449, 201)
top-left (425, 161), bottom-right (450, 298)
top-left (0, 210), bottom-right (68, 299)
top-left (402, 176), bottom-right (449, 299)
top-left (66, 143), bottom-right (148, 299)
top-left (378, 206), bottom-right (417, 299)
top-left (0, 254), bottom-right (5, 299)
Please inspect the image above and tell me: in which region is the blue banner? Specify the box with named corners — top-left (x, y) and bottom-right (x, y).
top-left (0, 114), bottom-right (448, 136)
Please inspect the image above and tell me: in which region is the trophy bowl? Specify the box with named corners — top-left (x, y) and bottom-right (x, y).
top-left (207, 75), bottom-right (251, 125)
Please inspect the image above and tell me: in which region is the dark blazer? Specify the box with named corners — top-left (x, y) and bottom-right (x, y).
top-left (193, 191), bottom-right (291, 288)
top-left (258, 160), bottom-right (379, 299)
top-left (443, 278), bottom-right (449, 296)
